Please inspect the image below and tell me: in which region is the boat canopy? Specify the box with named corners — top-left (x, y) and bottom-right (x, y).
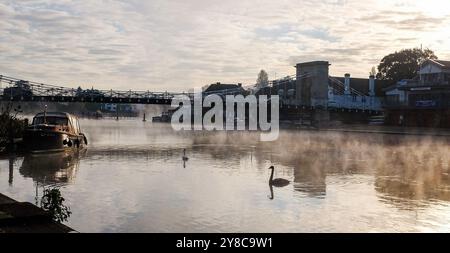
top-left (32, 112), bottom-right (82, 135)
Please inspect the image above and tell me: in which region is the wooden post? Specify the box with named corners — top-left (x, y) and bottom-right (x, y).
top-left (8, 156), bottom-right (14, 186)
top-left (116, 104), bottom-right (119, 121)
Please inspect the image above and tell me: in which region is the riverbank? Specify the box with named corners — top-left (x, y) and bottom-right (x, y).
top-left (2, 119), bottom-right (450, 232)
top-left (0, 193), bottom-right (74, 233)
top-left (317, 124), bottom-right (450, 137)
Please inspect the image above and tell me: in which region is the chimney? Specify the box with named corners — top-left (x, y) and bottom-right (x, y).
top-left (238, 83), bottom-right (242, 87)
top-left (344, 73), bottom-right (351, 95)
top-left (369, 75), bottom-right (375, 96)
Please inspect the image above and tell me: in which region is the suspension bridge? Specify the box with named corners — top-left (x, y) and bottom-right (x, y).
top-left (0, 75), bottom-right (196, 105)
top-left (0, 73), bottom-right (382, 111)
top-left (0, 74), bottom-right (264, 105)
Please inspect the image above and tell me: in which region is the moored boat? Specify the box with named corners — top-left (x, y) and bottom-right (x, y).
top-left (23, 112), bottom-right (88, 153)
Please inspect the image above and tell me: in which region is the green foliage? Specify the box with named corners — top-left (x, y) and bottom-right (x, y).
top-left (369, 66), bottom-right (377, 76)
top-left (376, 48), bottom-right (437, 83)
top-left (84, 102), bottom-right (102, 112)
top-left (0, 103), bottom-right (27, 150)
top-left (40, 187), bottom-right (72, 223)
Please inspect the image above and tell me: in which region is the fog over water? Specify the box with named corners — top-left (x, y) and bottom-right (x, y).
top-left (1, 119), bottom-right (450, 232)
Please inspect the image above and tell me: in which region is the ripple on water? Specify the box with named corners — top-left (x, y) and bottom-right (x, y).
top-left (1, 119), bottom-right (450, 232)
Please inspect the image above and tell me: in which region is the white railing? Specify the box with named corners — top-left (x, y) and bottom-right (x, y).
top-left (328, 76), bottom-right (367, 97)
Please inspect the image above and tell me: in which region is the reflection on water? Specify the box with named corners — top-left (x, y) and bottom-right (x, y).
top-left (1, 119), bottom-right (450, 232)
top-left (375, 151), bottom-right (450, 209)
top-left (20, 150), bottom-right (84, 186)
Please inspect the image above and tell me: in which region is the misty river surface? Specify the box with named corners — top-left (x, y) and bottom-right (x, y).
top-left (1, 118), bottom-right (450, 232)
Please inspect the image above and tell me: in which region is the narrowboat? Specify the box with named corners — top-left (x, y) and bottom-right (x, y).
top-left (23, 112), bottom-right (88, 152)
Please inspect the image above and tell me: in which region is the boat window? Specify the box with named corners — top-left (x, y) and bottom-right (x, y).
top-left (76, 119), bottom-right (81, 133)
top-left (33, 116), bottom-right (68, 126)
top-left (69, 116), bottom-right (80, 134)
top-left (68, 117), bottom-right (76, 133)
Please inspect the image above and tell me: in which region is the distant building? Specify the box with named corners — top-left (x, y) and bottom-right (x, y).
top-left (202, 59), bottom-right (450, 127)
top-left (330, 76), bottom-right (391, 97)
top-left (383, 59), bottom-right (450, 127)
top-left (101, 103), bottom-right (117, 112)
top-left (295, 61), bottom-right (330, 108)
top-left (203, 82), bottom-right (247, 96)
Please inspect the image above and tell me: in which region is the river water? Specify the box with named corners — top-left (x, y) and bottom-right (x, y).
top-left (1, 118), bottom-right (450, 232)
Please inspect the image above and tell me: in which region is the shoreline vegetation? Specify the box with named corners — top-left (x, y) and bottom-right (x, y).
top-left (0, 103), bottom-right (28, 154)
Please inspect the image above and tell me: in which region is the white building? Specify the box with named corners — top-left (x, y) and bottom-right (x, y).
top-left (419, 59), bottom-right (450, 84)
top-left (384, 59), bottom-right (450, 106)
top-left (102, 103), bottom-right (117, 112)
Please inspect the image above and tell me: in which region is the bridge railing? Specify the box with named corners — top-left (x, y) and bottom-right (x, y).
top-left (328, 77), bottom-right (367, 97)
top-left (1, 74), bottom-right (280, 103)
top-left (0, 74), bottom-right (197, 101)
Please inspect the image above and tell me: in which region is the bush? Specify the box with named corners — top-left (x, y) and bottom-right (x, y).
top-left (40, 187), bottom-right (72, 223)
top-left (0, 103), bottom-right (27, 151)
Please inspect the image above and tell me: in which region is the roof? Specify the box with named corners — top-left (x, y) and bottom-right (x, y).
top-left (295, 61), bottom-right (330, 68)
top-left (435, 60), bottom-right (450, 69)
top-left (34, 112), bottom-right (80, 125)
top-left (332, 77), bottom-right (393, 96)
top-left (272, 79), bottom-right (296, 89)
top-left (423, 59), bottom-right (450, 70)
top-left (34, 112), bottom-right (72, 118)
top-left (204, 83), bottom-right (243, 93)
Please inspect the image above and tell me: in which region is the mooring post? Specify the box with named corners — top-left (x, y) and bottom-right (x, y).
top-left (8, 107), bottom-right (15, 152)
top-left (116, 104), bottom-right (119, 121)
top-left (8, 156), bottom-right (14, 186)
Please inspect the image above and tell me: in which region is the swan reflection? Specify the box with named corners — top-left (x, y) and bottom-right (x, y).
top-left (268, 184), bottom-right (274, 200)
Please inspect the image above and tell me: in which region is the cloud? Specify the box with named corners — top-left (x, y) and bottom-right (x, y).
top-left (0, 0), bottom-right (450, 90)
top-left (358, 10), bottom-right (449, 31)
top-left (300, 28), bottom-right (339, 42)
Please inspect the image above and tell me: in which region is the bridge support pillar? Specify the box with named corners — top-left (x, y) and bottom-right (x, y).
top-left (313, 109), bottom-right (330, 128)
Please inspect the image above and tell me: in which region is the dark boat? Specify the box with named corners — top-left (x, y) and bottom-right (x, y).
top-left (23, 112), bottom-right (88, 153)
top-left (152, 109), bottom-right (177, 123)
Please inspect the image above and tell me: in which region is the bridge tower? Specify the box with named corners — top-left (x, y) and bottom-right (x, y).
top-left (295, 61), bottom-right (330, 108)
top-left (295, 61), bottom-right (330, 127)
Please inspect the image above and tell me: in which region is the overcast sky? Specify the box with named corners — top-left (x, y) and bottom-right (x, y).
top-left (1, 0), bottom-right (449, 91)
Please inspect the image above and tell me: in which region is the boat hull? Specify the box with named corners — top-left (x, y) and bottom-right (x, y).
top-left (23, 130), bottom-right (86, 153)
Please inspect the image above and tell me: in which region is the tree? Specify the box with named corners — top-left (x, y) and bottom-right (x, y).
top-left (256, 70), bottom-right (269, 89)
top-left (0, 103), bottom-right (26, 153)
top-left (369, 66), bottom-right (377, 77)
top-left (376, 48), bottom-right (437, 83)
